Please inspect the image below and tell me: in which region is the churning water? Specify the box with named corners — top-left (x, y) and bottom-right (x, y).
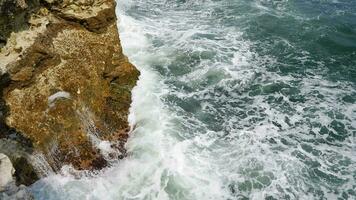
top-left (31, 0), bottom-right (356, 199)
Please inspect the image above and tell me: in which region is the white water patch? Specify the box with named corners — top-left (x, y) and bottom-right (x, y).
top-left (75, 107), bottom-right (120, 160)
top-left (48, 91), bottom-right (71, 108)
top-left (117, 4), bottom-right (228, 199)
top-left (30, 153), bottom-right (56, 177)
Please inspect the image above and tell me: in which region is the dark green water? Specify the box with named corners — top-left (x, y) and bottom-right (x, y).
top-left (31, 0), bottom-right (356, 199)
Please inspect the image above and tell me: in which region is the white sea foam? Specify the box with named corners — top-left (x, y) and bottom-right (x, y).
top-left (48, 91), bottom-right (71, 107)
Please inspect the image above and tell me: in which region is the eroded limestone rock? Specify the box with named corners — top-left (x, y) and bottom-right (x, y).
top-left (0, 0), bottom-right (139, 184)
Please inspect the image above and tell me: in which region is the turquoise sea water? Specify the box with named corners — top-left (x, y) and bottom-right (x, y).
top-left (32, 0), bottom-right (355, 199)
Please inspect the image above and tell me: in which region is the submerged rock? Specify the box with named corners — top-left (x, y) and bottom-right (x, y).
top-left (0, 0), bottom-right (139, 184)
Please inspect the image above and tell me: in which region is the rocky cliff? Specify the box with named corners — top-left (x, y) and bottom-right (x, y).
top-left (0, 0), bottom-right (139, 185)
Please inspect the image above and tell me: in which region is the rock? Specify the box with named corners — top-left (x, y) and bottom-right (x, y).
top-left (0, 153), bottom-right (34, 199)
top-left (0, 0), bottom-right (139, 184)
top-left (0, 0), bottom-right (41, 48)
top-left (16, 0), bottom-right (28, 9)
top-left (0, 139), bottom-right (39, 186)
top-left (0, 153), bottom-right (15, 191)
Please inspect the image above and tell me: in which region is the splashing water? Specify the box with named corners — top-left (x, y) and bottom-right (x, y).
top-left (31, 0), bottom-right (356, 199)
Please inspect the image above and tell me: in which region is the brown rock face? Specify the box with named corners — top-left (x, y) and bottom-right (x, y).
top-left (0, 0), bottom-right (139, 183)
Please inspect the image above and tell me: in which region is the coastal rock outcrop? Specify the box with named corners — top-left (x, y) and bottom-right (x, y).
top-left (0, 0), bottom-right (139, 184)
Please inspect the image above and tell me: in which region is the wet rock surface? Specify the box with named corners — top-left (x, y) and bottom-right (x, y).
top-left (0, 153), bottom-right (15, 190)
top-left (0, 140), bottom-right (39, 186)
top-left (0, 0), bottom-right (139, 185)
top-left (0, 153), bottom-right (34, 199)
